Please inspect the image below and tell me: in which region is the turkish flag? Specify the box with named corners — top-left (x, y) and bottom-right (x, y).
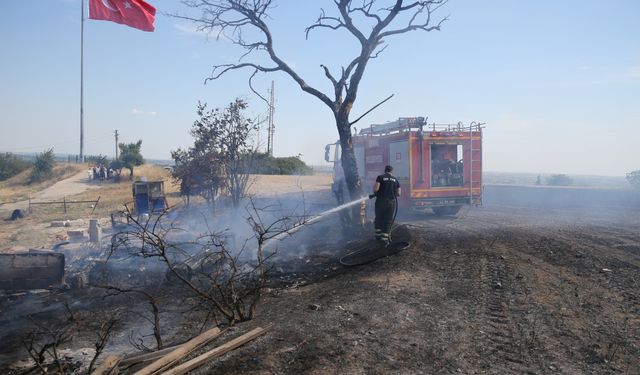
top-left (89, 0), bottom-right (156, 32)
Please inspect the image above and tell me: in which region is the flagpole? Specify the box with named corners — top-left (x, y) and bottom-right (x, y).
top-left (80, 0), bottom-right (85, 163)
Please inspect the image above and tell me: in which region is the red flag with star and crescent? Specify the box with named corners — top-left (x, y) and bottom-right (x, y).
top-left (89, 0), bottom-right (156, 32)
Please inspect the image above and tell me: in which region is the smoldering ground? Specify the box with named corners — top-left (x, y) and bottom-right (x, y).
top-left (0, 190), bottom-right (360, 371)
top-left (2, 183), bottom-right (638, 373)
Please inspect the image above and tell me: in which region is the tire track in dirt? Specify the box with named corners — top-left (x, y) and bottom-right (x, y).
top-left (491, 226), bottom-right (640, 373)
top-left (517, 226), bottom-right (640, 315)
top-left (410, 219), bottom-right (549, 374)
top-left (474, 242), bottom-right (553, 375)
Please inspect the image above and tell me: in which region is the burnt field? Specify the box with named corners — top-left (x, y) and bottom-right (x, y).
top-left (1, 184), bottom-right (639, 374)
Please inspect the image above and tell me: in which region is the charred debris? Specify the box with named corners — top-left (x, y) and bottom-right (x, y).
top-left (1, 191), bottom-right (405, 374)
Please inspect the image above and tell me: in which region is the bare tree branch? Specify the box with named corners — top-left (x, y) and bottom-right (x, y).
top-left (349, 94), bottom-right (394, 126)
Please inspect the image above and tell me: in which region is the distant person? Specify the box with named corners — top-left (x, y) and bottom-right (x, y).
top-left (371, 165), bottom-right (401, 246)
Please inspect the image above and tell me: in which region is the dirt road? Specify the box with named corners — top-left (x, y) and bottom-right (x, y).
top-left (3, 171), bottom-right (100, 212)
top-left (32, 171), bottom-right (100, 201)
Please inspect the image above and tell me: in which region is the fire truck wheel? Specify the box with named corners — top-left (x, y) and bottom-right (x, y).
top-left (433, 206), bottom-right (461, 216)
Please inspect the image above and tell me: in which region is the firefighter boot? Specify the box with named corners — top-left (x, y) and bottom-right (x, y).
top-left (375, 228), bottom-right (383, 242)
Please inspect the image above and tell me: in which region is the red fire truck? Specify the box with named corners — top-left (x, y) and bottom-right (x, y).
top-left (325, 117), bottom-right (484, 215)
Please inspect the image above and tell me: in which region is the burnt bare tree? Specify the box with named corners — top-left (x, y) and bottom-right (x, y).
top-left (23, 321), bottom-right (73, 374)
top-left (87, 319), bottom-right (118, 374)
top-left (23, 303), bottom-right (119, 375)
top-left (177, 0), bottom-right (447, 221)
top-left (99, 285), bottom-right (164, 351)
top-left (111, 201), bottom-right (309, 325)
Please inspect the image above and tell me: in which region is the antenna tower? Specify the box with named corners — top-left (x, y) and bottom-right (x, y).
top-left (267, 81), bottom-right (275, 156)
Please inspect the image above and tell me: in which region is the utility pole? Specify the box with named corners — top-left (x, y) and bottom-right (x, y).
top-left (79, 0), bottom-right (85, 163)
top-left (114, 130), bottom-right (119, 160)
top-left (267, 80), bottom-right (275, 157)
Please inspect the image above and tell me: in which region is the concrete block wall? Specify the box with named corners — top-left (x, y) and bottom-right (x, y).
top-left (0, 251), bottom-right (65, 290)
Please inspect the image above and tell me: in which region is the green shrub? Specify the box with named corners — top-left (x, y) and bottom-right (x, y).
top-left (85, 154), bottom-right (108, 166)
top-left (546, 174), bottom-right (573, 186)
top-left (30, 148), bottom-right (55, 183)
top-left (251, 153), bottom-right (313, 175)
top-left (0, 153), bottom-right (31, 181)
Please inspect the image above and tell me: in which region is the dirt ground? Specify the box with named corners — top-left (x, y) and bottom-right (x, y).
top-left (198, 190), bottom-right (639, 375)
top-left (1, 180), bottom-right (639, 374)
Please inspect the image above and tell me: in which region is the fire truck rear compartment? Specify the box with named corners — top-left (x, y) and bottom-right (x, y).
top-left (430, 144), bottom-right (464, 188)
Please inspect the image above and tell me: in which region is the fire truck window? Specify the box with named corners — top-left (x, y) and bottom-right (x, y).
top-left (430, 144), bottom-right (464, 188)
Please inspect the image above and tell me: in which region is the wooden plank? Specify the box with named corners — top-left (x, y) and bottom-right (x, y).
top-left (161, 327), bottom-right (269, 375)
top-left (133, 327), bottom-right (221, 375)
top-left (92, 355), bottom-right (121, 375)
top-left (119, 344), bottom-right (183, 367)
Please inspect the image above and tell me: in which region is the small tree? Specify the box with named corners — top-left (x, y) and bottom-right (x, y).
top-left (171, 147), bottom-right (224, 207)
top-left (119, 140), bottom-right (144, 180)
top-left (30, 148), bottom-right (55, 183)
top-left (172, 99), bottom-right (258, 210)
top-left (626, 170), bottom-right (640, 189)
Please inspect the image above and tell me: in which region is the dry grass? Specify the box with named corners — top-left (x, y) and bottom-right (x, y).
top-left (0, 216), bottom-right (51, 250)
top-left (0, 166), bottom-right (332, 251)
top-left (0, 163), bottom-right (85, 203)
top-left (246, 172), bottom-right (332, 196)
top-left (0, 164), bottom-right (180, 251)
top-left (69, 164), bottom-right (182, 218)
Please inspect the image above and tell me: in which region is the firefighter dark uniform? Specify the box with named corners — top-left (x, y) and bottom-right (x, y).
top-left (374, 169), bottom-right (400, 244)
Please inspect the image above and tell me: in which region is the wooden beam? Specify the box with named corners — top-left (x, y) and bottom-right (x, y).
top-left (92, 355), bottom-right (121, 375)
top-left (161, 327), bottom-right (269, 375)
top-left (133, 327), bottom-right (222, 375)
top-left (119, 344), bottom-right (183, 367)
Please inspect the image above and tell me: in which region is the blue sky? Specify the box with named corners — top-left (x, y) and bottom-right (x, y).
top-left (1, 0), bottom-right (638, 176)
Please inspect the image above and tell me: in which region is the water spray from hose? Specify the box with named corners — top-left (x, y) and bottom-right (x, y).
top-left (267, 196), bottom-right (369, 244)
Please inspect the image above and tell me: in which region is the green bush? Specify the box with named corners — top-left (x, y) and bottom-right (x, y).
top-left (546, 174), bottom-right (573, 186)
top-left (85, 154), bottom-right (108, 166)
top-left (30, 149), bottom-right (55, 183)
top-left (251, 153), bottom-right (313, 175)
top-left (0, 153), bottom-right (31, 181)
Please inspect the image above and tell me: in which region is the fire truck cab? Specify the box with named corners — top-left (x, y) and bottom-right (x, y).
top-left (325, 117), bottom-right (484, 215)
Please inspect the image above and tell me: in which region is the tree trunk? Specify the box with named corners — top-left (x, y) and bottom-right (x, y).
top-left (338, 128), bottom-right (362, 200)
top-left (336, 115), bottom-right (363, 229)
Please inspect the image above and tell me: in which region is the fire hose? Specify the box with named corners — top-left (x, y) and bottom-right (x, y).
top-left (339, 193), bottom-right (405, 267)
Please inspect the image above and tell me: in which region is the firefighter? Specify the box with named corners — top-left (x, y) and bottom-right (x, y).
top-left (371, 165), bottom-right (401, 245)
